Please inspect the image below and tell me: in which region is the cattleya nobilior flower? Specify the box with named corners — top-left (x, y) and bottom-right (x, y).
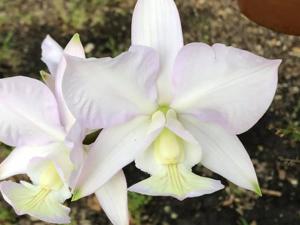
top-left (0, 34), bottom-right (129, 225)
top-left (0, 74), bottom-right (74, 223)
top-left (62, 0), bottom-right (281, 200)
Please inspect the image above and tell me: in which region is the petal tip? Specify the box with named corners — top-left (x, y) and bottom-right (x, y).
top-left (253, 182), bottom-right (262, 197)
top-left (40, 70), bottom-right (50, 80)
top-left (71, 33), bottom-right (81, 43)
top-left (71, 189), bottom-right (82, 201)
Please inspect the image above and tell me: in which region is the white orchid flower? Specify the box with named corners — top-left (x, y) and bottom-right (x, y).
top-left (62, 0), bottom-right (281, 201)
top-left (0, 35), bottom-right (129, 225)
top-left (0, 149), bottom-right (73, 223)
top-left (42, 34), bottom-right (130, 225)
top-left (0, 74), bottom-right (74, 223)
top-left (42, 34), bottom-right (129, 225)
top-left (0, 34), bottom-right (84, 223)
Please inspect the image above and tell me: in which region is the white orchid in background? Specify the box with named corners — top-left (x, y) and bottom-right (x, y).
top-left (0, 34), bottom-right (129, 225)
top-left (62, 0), bottom-right (281, 201)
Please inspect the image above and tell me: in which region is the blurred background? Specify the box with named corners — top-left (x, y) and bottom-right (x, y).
top-left (0, 0), bottom-right (299, 224)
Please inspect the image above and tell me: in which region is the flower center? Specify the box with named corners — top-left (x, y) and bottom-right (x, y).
top-left (158, 105), bottom-right (170, 115)
top-left (24, 162), bottom-right (64, 210)
top-left (39, 162), bottom-right (64, 190)
top-left (154, 128), bottom-right (183, 165)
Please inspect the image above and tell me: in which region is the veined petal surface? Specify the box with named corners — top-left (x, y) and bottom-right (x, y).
top-left (0, 181), bottom-right (70, 224)
top-left (129, 165), bottom-right (223, 200)
top-left (0, 76), bottom-right (65, 146)
top-left (95, 171), bottom-right (129, 225)
top-left (72, 112), bottom-right (165, 199)
top-left (181, 115), bottom-right (261, 195)
top-left (171, 43), bottom-right (281, 134)
top-left (62, 46), bottom-right (160, 129)
top-left (132, 0), bottom-right (183, 103)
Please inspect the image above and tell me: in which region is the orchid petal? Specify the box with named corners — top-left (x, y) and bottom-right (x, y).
top-left (69, 144), bottom-right (87, 189)
top-left (62, 46), bottom-right (159, 129)
top-left (41, 35), bottom-right (64, 75)
top-left (165, 109), bottom-right (197, 144)
top-left (171, 43), bottom-right (281, 134)
top-left (129, 165), bottom-right (223, 200)
top-left (72, 112), bottom-right (165, 200)
top-left (0, 143), bottom-right (67, 180)
top-left (165, 109), bottom-right (202, 168)
top-left (181, 115), bottom-right (261, 195)
top-left (55, 34), bottom-right (86, 132)
top-left (135, 138), bottom-right (202, 176)
top-left (27, 148), bottom-right (74, 186)
top-left (63, 34), bottom-right (86, 58)
top-left (95, 171), bottom-right (129, 225)
top-left (0, 77), bottom-right (65, 146)
top-left (132, 0), bottom-right (183, 103)
top-left (0, 181), bottom-right (71, 224)
top-left (135, 143), bottom-right (164, 176)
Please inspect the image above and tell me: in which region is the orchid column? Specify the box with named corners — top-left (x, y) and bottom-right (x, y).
top-left (62, 0), bottom-right (281, 201)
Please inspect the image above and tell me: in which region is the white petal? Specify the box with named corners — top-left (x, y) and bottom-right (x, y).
top-left (55, 34), bottom-right (86, 132)
top-left (171, 43), bottom-right (281, 134)
top-left (95, 171), bottom-right (129, 225)
top-left (41, 35), bottom-right (64, 75)
top-left (132, 0), bottom-right (183, 103)
top-left (63, 33), bottom-right (86, 58)
top-left (129, 165), bottom-right (223, 200)
top-left (135, 142), bottom-right (164, 176)
top-left (0, 77), bottom-right (65, 146)
top-left (62, 46), bottom-right (159, 129)
top-left (69, 143), bottom-right (86, 189)
top-left (27, 147), bottom-right (73, 186)
top-left (181, 115), bottom-right (261, 195)
top-left (165, 109), bottom-right (197, 144)
top-left (165, 110), bottom-right (202, 168)
top-left (0, 143), bottom-right (67, 180)
top-left (0, 181), bottom-right (70, 224)
top-left (72, 112), bottom-right (165, 200)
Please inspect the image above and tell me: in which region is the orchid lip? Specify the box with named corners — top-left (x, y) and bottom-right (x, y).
top-left (25, 188), bottom-right (51, 210)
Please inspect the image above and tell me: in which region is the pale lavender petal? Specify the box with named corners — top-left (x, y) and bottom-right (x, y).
top-left (62, 46), bottom-right (159, 129)
top-left (55, 34), bottom-right (86, 132)
top-left (132, 0), bottom-right (183, 103)
top-left (0, 76), bottom-right (65, 147)
top-left (171, 43), bottom-right (281, 134)
top-left (41, 35), bottom-right (64, 75)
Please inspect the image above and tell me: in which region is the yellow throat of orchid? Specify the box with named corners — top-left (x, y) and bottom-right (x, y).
top-left (154, 128), bottom-right (188, 196)
top-left (39, 162), bottom-right (64, 190)
top-left (25, 162), bottom-right (64, 210)
top-left (154, 128), bottom-right (183, 165)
